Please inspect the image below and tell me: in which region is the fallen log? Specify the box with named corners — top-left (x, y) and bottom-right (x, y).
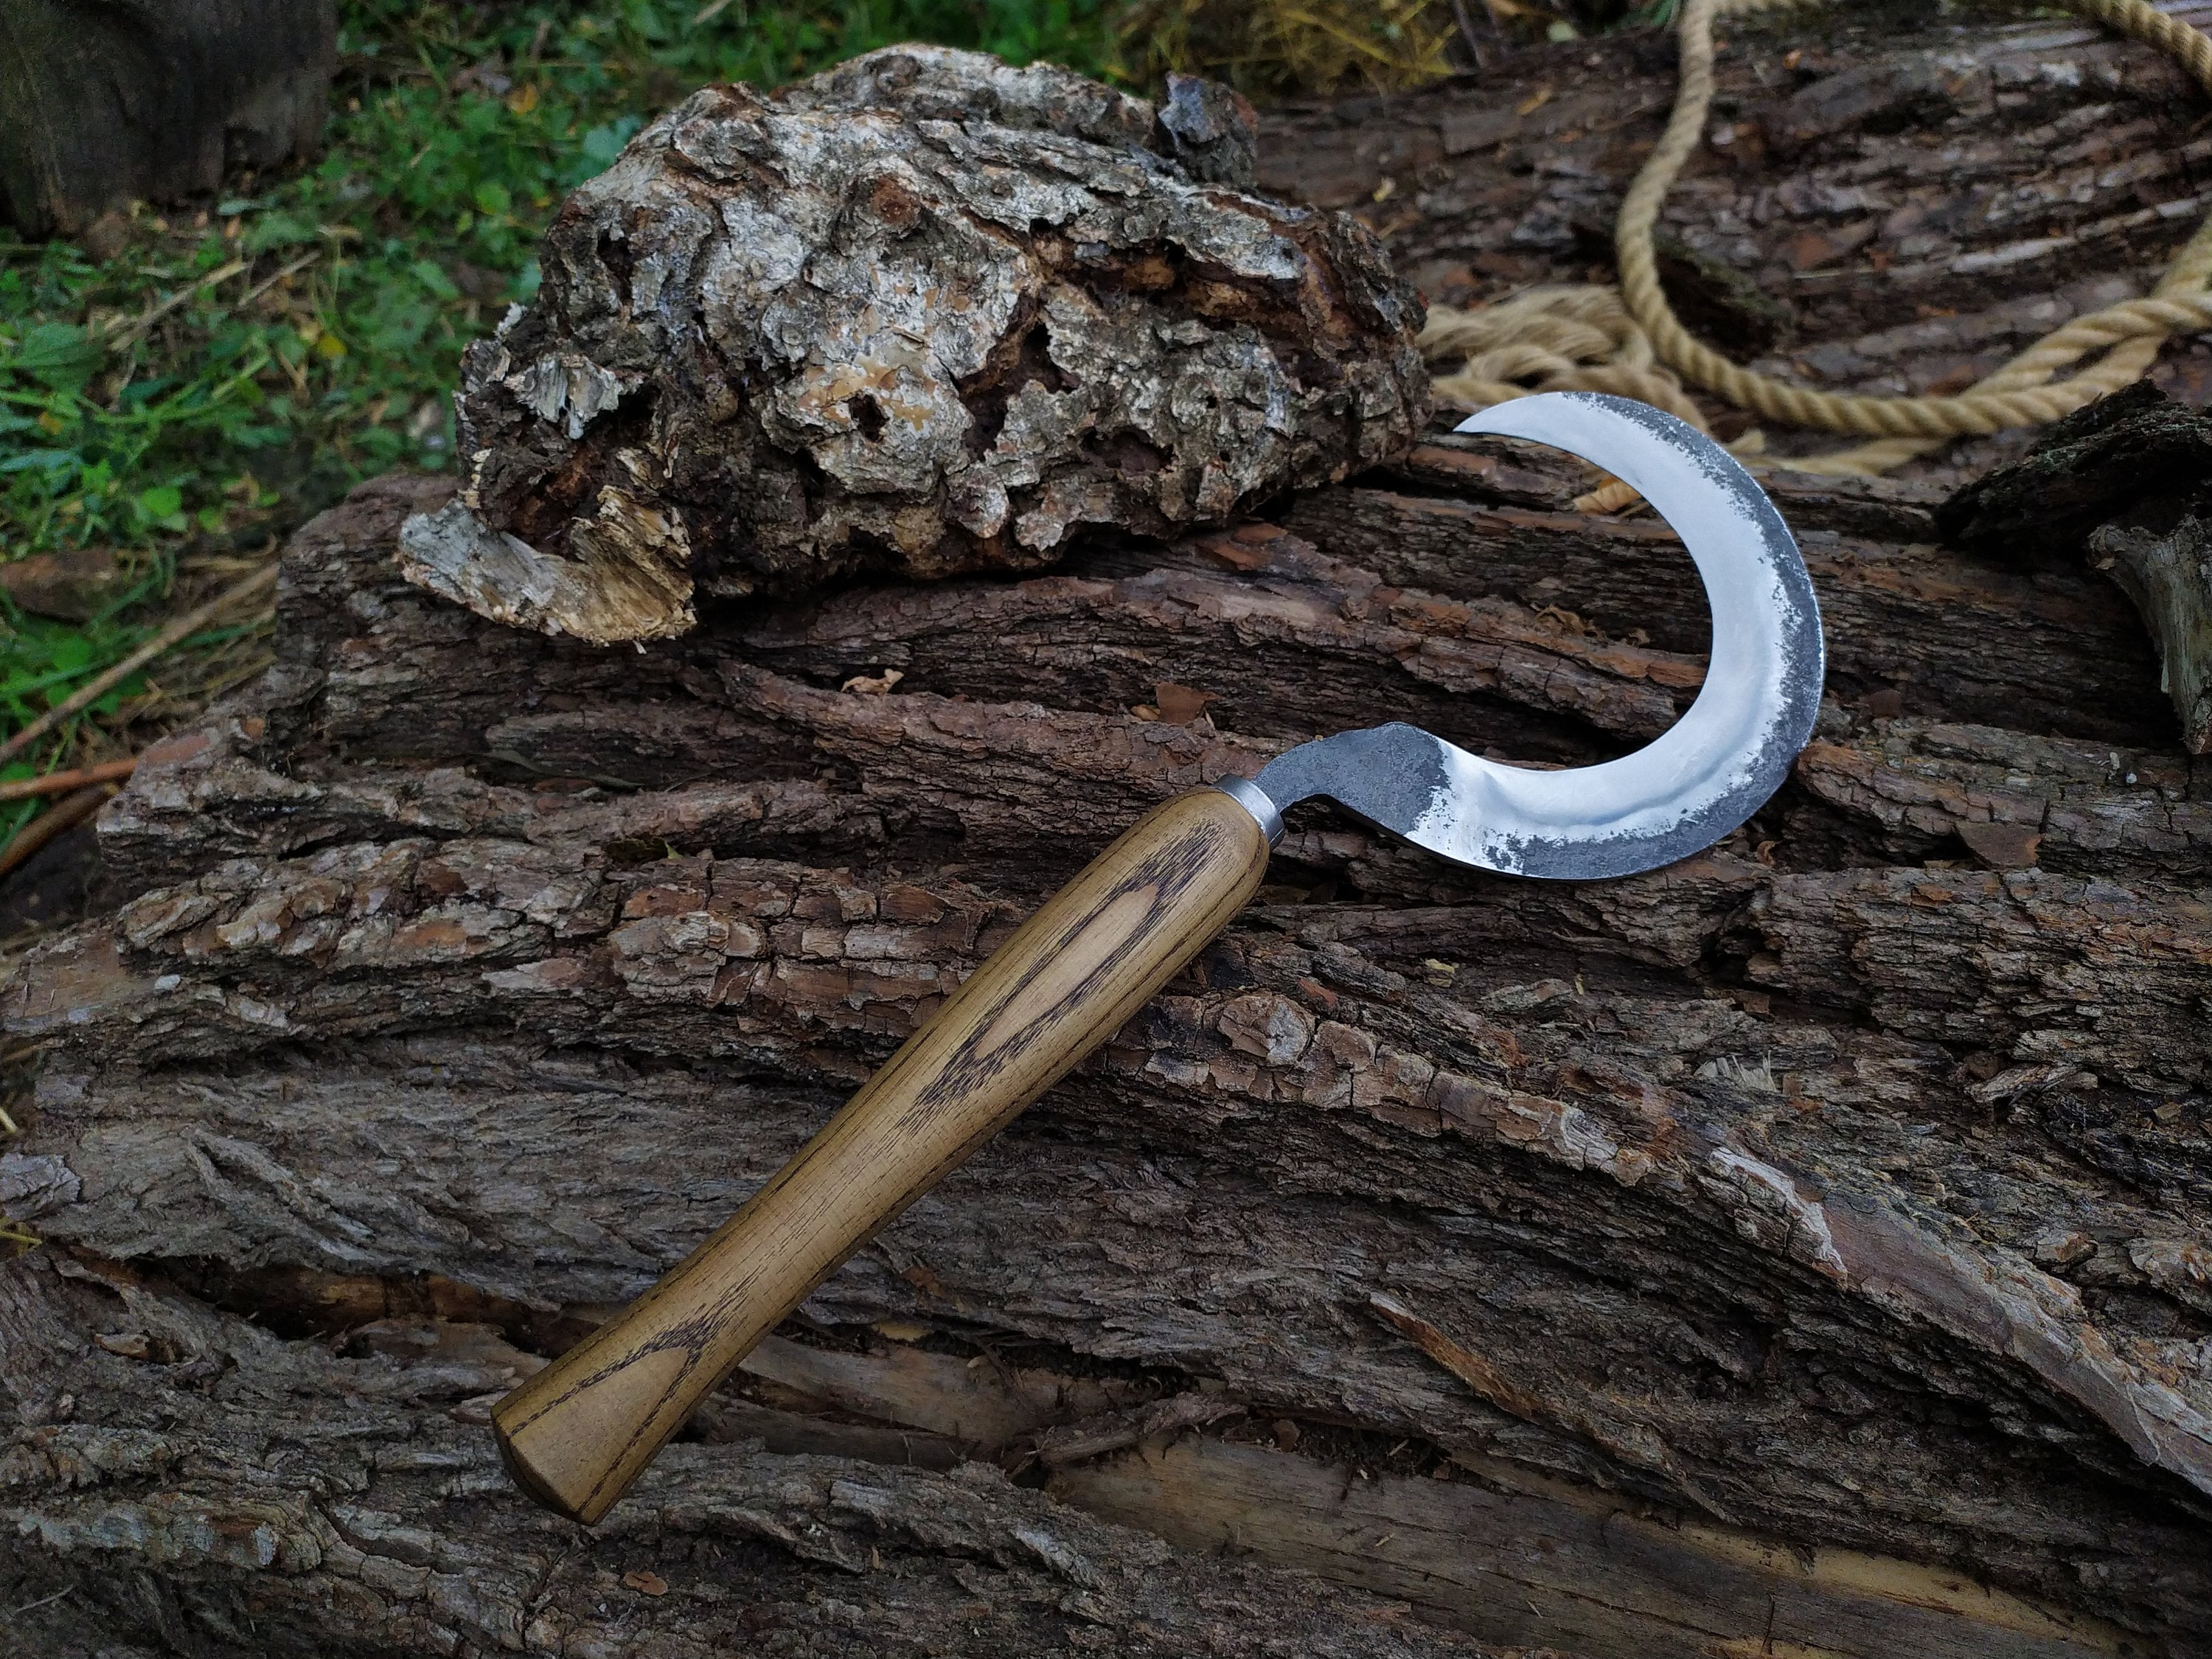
top-left (6, 9), bottom-right (2212, 1658)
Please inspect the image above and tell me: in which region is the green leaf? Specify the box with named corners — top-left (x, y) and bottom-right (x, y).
top-left (6, 321), bottom-right (102, 392)
top-left (473, 180), bottom-right (513, 216)
top-left (409, 259), bottom-right (461, 301)
top-left (580, 116), bottom-right (643, 170)
top-left (45, 632), bottom-right (92, 677)
top-left (245, 212), bottom-right (320, 254)
top-left (0, 448), bottom-right (80, 477)
top-left (133, 483), bottom-right (186, 529)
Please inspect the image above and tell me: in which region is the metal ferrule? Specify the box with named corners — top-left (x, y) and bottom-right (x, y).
top-left (1211, 774), bottom-right (1284, 847)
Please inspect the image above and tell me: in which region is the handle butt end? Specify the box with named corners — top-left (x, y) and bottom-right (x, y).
top-left (493, 1411), bottom-right (594, 1524)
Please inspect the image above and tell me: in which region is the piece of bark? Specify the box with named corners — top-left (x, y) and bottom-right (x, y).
top-left (2090, 508), bottom-right (2212, 754)
top-left (1938, 385), bottom-right (2212, 753)
top-left (1157, 72), bottom-right (1262, 188)
top-left (537, 1302), bottom-right (2159, 1655)
top-left (1791, 718), bottom-right (2209, 882)
top-left (0, 1), bottom-right (334, 235)
top-left (1934, 384), bottom-right (2212, 557)
top-left (1056, 1439), bottom-right (2130, 1659)
top-left (407, 46), bottom-right (1427, 644)
top-left (1281, 481), bottom-right (2173, 743)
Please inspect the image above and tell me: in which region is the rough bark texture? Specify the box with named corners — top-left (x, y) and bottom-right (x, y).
top-left (408, 47), bottom-right (1428, 645)
top-left (0, 1253), bottom-right (1512, 1659)
top-left (1941, 382), bottom-right (2212, 753)
top-left (0, 0), bottom-right (335, 236)
top-left (8, 10), bottom-right (2212, 1658)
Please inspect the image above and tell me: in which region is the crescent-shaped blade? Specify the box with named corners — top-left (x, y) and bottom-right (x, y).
top-left (1251, 392), bottom-right (1825, 880)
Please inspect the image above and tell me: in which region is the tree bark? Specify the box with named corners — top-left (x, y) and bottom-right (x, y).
top-left (0, 0), bottom-right (335, 236)
top-left (7, 9), bottom-right (2212, 1658)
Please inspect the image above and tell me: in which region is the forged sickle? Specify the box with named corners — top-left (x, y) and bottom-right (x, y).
top-left (492, 392), bottom-right (1827, 1523)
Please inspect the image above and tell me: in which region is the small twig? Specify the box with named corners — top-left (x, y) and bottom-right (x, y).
top-left (1449, 0), bottom-right (1491, 66)
top-left (0, 756), bottom-right (138, 802)
top-left (232, 250), bottom-right (323, 315)
top-left (97, 250), bottom-right (318, 355)
top-left (0, 563), bottom-right (278, 770)
top-left (0, 784), bottom-right (118, 880)
top-left (0, 1102), bottom-right (19, 1135)
top-left (98, 258), bottom-right (248, 346)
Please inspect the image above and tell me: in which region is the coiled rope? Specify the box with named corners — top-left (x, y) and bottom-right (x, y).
top-left (1422, 0), bottom-right (2212, 499)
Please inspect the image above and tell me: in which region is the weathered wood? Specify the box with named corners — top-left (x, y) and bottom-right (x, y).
top-left (1262, 1), bottom-right (2212, 485)
top-left (0, 1251), bottom-right (1504, 1658)
top-left (8, 434), bottom-right (2212, 1652)
top-left (0, 0), bottom-right (335, 235)
top-left (1940, 382), bottom-right (2212, 751)
top-left (7, 8), bottom-right (2212, 1657)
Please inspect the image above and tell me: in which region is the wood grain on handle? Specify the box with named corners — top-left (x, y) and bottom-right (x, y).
top-left (492, 786), bottom-right (1271, 1522)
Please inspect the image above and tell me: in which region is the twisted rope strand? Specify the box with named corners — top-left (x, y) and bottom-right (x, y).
top-left (1615, 0), bottom-right (2212, 439)
top-left (1422, 0), bottom-right (2212, 487)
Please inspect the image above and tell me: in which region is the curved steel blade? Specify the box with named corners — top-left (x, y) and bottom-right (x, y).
top-left (1251, 392), bottom-right (1824, 880)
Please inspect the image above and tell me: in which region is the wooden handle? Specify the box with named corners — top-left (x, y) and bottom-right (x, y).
top-left (492, 786), bottom-right (1271, 1522)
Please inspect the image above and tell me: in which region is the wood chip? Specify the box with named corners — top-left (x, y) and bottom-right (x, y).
top-left (841, 669), bottom-right (905, 695)
top-left (1955, 820), bottom-right (2042, 868)
top-left (1152, 682), bottom-right (1217, 724)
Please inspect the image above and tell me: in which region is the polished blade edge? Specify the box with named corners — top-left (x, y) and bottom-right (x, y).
top-left (1252, 393), bottom-right (1825, 880)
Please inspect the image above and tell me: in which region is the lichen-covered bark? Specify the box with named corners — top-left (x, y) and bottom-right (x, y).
top-left (408, 46), bottom-right (1428, 644)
